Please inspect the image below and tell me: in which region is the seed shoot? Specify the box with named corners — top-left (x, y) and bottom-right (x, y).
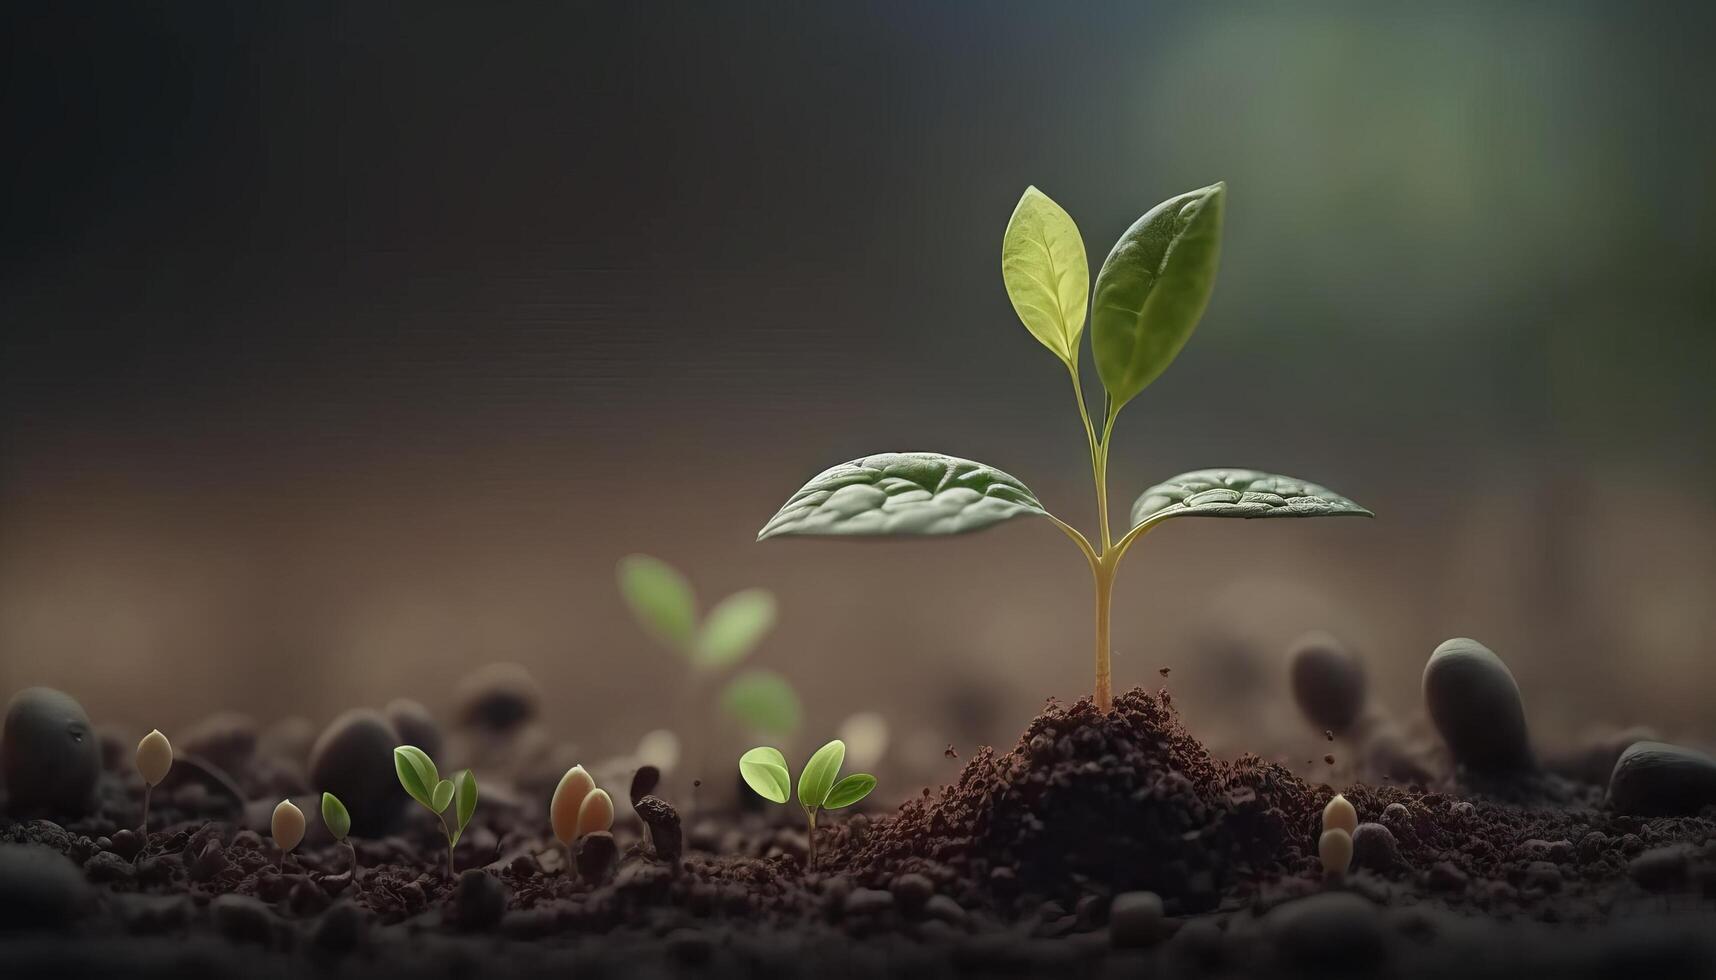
top-left (134, 729), bottom-right (172, 844)
top-left (1319, 827), bottom-right (1353, 879)
top-left (740, 739), bottom-right (875, 871)
top-left (272, 798), bottom-right (305, 870)
top-left (321, 791), bottom-right (358, 880)
top-left (393, 745), bottom-right (478, 879)
top-left (1323, 793), bottom-right (1358, 835)
top-left (550, 765), bottom-right (615, 872)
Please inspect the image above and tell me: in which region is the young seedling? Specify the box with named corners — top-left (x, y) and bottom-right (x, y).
top-left (549, 764), bottom-right (615, 871)
top-left (133, 729), bottom-right (172, 845)
top-left (393, 745), bottom-right (478, 879)
top-left (271, 798), bottom-right (305, 871)
top-left (740, 739), bottom-right (875, 871)
top-left (618, 555), bottom-right (802, 739)
top-left (758, 184), bottom-right (1372, 711)
top-left (321, 791), bottom-right (358, 880)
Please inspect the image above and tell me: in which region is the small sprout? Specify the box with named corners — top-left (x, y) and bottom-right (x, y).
top-left (550, 765), bottom-right (614, 872)
top-left (1322, 793), bottom-right (1358, 835)
top-left (577, 789), bottom-right (615, 837)
top-left (1319, 827), bottom-right (1353, 879)
top-left (272, 798), bottom-right (305, 869)
top-left (321, 791), bottom-right (358, 879)
top-left (740, 739), bottom-right (875, 871)
top-left (393, 745), bottom-right (477, 879)
top-left (134, 729), bottom-right (173, 843)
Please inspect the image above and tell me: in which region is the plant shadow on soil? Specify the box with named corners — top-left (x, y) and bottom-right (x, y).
top-left (3, 687), bottom-right (1716, 979)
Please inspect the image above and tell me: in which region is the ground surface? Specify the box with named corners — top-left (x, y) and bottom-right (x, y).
top-left (3, 688), bottom-right (1715, 979)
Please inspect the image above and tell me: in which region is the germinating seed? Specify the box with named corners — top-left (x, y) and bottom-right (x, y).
top-left (551, 765), bottom-right (596, 844)
top-left (577, 788), bottom-right (615, 837)
top-left (1319, 828), bottom-right (1353, 877)
top-left (272, 799), bottom-right (305, 853)
top-left (135, 730), bottom-right (172, 786)
top-left (1322, 793), bottom-right (1358, 835)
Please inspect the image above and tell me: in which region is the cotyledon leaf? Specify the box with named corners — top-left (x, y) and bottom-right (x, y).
top-left (1129, 469), bottom-right (1373, 529)
top-left (1002, 185), bottom-right (1090, 365)
top-left (757, 453), bottom-right (1047, 540)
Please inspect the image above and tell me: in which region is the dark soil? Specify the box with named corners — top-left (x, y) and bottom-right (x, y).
top-left (4, 687), bottom-right (1716, 979)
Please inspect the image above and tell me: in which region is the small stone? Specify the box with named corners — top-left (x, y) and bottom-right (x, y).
top-left (890, 872), bottom-right (934, 914)
top-left (108, 828), bottom-right (144, 860)
top-left (1422, 638), bottom-right (1534, 773)
top-left (2, 688), bottom-right (101, 818)
top-left (179, 712), bottom-right (258, 775)
top-left (1607, 741), bottom-right (1716, 817)
top-left (634, 795), bottom-right (682, 864)
top-left (1629, 846), bottom-right (1690, 892)
top-left (1351, 823), bottom-right (1403, 872)
top-left (924, 894), bottom-right (967, 926)
top-left (1288, 632), bottom-right (1367, 734)
top-left (383, 699), bottom-right (442, 761)
top-left (454, 663), bottom-right (540, 732)
top-left (312, 902), bottom-right (365, 954)
top-left (1264, 892), bottom-right (1386, 967)
top-left (0, 844), bottom-right (91, 930)
top-left (449, 869), bottom-right (509, 930)
top-left (82, 851), bottom-right (136, 884)
top-left (308, 709), bottom-right (404, 836)
top-left (843, 888), bottom-right (894, 916)
top-left (575, 831), bottom-right (617, 885)
top-left (1109, 890), bottom-right (1167, 948)
top-left (212, 894), bottom-right (275, 946)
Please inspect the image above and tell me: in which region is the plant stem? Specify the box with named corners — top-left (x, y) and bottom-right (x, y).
top-left (1092, 555), bottom-right (1116, 712)
top-left (805, 807), bottom-right (819, 872)
top-left (139, 784), bottom-right (152, 840)
top-left (346, 841), bottom-right (360, 883)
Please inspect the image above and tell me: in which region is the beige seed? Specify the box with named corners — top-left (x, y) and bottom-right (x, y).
top-left (135, 729), bottom-right (173, 786)
top-left (550, 765), bottom-right (595, 844)
top-left (272, 799), bottom-right (306, 853)
top-left (1319, 827), bottom-right (1353, 877)
top-left (1322, 793), bottom-right (1358, 835)
top-left (577, 788), bottom-right (615, 838)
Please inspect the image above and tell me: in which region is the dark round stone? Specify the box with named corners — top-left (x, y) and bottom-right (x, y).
top-left (0, 844), bottom-right (91, 931)
top-left (383, 699), bottom-right (441, 761)
top-left (1422, 638), bottom-right (1533, 773)
top-left (1109, 890), bottom-right (1167, 948)
top-left (1351, 822), bottom-right (1403, 872)
top-left (2, 688), bottom-right (101, 818)
top-left (1264, 892), bottom-right (1387, 967)
top-left (308, 709), bottom-right (404, 836)
top-left (890, 872), bottom-right (934, 915)
top-left (449, 869), bottom-right (508, 930)
top-left (453, 663), bottom-right (540, 732)
top-left (1287, 632), bottom-right (1367, 734)
top-left (1607, 741), bottom-right (1716, 816)
top-left (575, 831), bottom-right (617, 885)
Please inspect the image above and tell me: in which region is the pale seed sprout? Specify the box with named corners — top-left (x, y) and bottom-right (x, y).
top-left (550, 765), bottom-right (614, 871)
top-left (1322, 793), bottom-right (1358, 836)
top-left (272, 798), bottom-right (305, 870)
top-left (1319, 827), bottom-right (1353, 879)
top-left (134, 729), bottom-right (173, 844)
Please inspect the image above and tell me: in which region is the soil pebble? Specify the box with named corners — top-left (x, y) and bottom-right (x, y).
top-left (383, 699), bottom-right (442, 761)
top-left (211, 894), bottom-right (276, 946)
top-left (1606, 740), bottom-right (1716, 816)
top-left (2, 688), bottom-right (101, 818)
top-left (307, 709), bottom-right (404, 836)
top-left (1422, 638), bottom-right (1534, 774)
top-left (1351, 822), bottom-right (1404, 872)
top-left (179, 712), bottom-right (258, 775)
top-left (449, 868), bottom-right (509, 930)
top-left (576, 831), bottom-right (617, 884)
top-left (0, 843), bottom-right (91, 930)
top-left (1109, 890), bottom-right (1167, 948)
top-left (83, 850), bottom-right (137, 883)
top-left (1287, 632), bottom-right (1367, 734)
top-left (890, 872), bottom-right (934, 914)
top-left (635, 794), bottom-right (682, 864)
top-left (1263, 892), bottom-right (1387, 967)
top-left (454, 663), bottom-right (540, 732)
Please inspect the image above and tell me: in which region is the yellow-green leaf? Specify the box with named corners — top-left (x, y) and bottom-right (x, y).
top-left (738, 746), bottom-right (790, 804)
top-left (797, 739), bottom-right (845, 811)
top-left (695, 589), bottom-right (776, 669)
top-left (1002, 186), bottom-right (1089, 366)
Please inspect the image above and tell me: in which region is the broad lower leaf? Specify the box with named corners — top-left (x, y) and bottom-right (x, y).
top-left (1129, 469), bottom-right (1373, 529)
top-left (758, 453), bottom-right (1047, 540)
top-left (394, 746), bottom-right (438, 810)
top-left (1091, 182), bottom-right (1226, 409)
top-left (798, 739), bottom-right (846, 811)
top-left (1002, 186), bottom-right (1089, 365)
top-left (431, 778), bottom-right (455, 814)
top-left (454, 769), bottom-right (478, 833)
top-left (320, 792), bottom-right (350, 842)
top-left (721, 669), bottom-right (802, 736)
top-left (618, 554), bottom-right (697, 653)
top-left (823, 772), bottom-right (876, 810)
top-left (695, 588), bottom-right (776, 669)
top-left (738, 746), bottom-right (791, 804)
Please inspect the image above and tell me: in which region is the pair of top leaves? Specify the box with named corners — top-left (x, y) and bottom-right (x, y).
top-left (392, 745), bottom-right (478, 846)
top-left (739, 739), bottom-right (874, 813)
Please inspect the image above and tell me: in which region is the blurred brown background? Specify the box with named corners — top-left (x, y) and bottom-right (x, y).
top-left (3, 2), bottom-right (1713, 789)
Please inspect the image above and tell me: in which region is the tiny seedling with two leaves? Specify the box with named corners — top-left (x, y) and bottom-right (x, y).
top-left (618, 555), bottom-right (802, 737)
top-left (393, 745), bottom-right (478, 879)
top-left (758, 183), bottom-right (1372, 710)
top-left (740, 739), bottom-right (875, 871)
top-left (321, 792), bottom-right (359, 880)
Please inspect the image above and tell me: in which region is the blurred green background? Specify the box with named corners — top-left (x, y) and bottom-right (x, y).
top-left (3, 1), bottom-right (1712, 785)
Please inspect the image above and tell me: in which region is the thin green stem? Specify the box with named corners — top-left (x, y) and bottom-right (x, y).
top-left (804, 807), bottom-right (819, 871)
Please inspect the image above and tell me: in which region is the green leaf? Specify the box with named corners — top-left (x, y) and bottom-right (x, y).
top-left (797, 739), bottom-right (846, 811)
top-left (431, 778), bottom-right (455, 814)
top-left (393, 746), bottom-right (439, 810)
top-left (320, 792), bottom-right (351, 842)
top-left (1129, 469), bottom-right (1374, 529)
top-left (823, 772), bottom-right (877, 810)
top-left (454, 769), bottom-right (478, 833)
top-left (618, 554), bottom-right (697, 652)
top-left (720, 669), bottom-right (802, 736)
top-left (738, 746), bottom-right (791, 804)
top-left (758, 453), bottom-right (1047, 540)
top-left (695, 588), bottom-right (776, 669)
top-left (1091, 182), bottom-right (1226, 409)
top-left (1002, 185), bottom-right (1089, 366)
